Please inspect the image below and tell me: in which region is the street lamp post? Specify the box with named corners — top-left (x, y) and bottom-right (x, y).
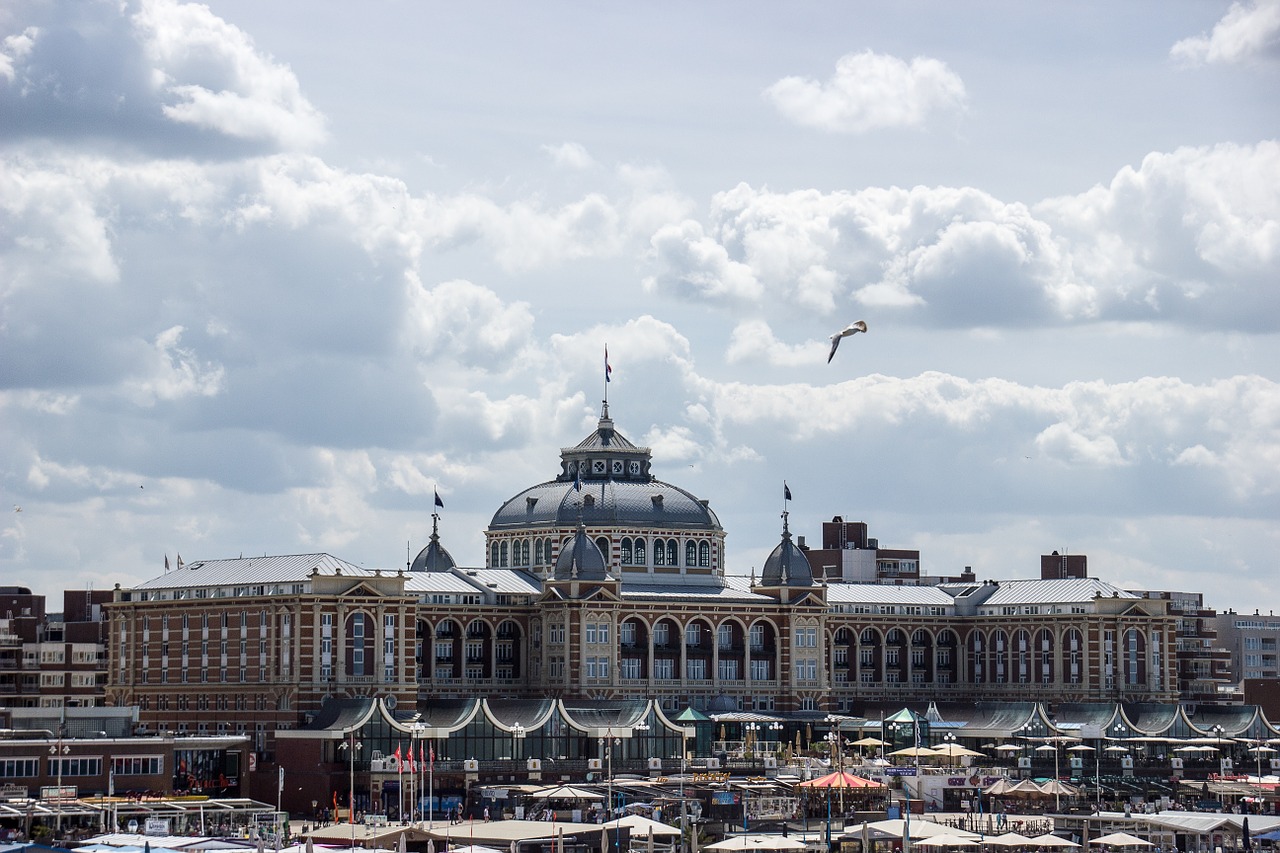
top-left (338, 730), bottom-right (363, 850)
top-left (745, 722), bottom-right (760, 759)
top-left (599, 730), bottom-right (621, 822)
top-left (943, 732), bottom-right (958, 771)
top-left (49, 730), bottom-right (69, 835)
top-left (512, 723), bottom-right (526, 767)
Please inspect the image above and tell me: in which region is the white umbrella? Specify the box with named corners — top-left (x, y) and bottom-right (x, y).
top-left (915, 836), bottom-right (979, 848)
top-left (994, 744), bottom-right (1020, 752)
top-left (987, 833), bottom-right (1035, 847)
top-left (398, 833), bottom-right (407, 853)
top-left (1030, 836), bottom-right (1082, 848)
top-left (1089, 833), bottom-right (1153, 847)
top-left (1035, 745), bottom-right (1057, 753)
top-left (703, 836), bottom-right (807, 851)
top-left (1067, 745), bottom-right (1095, 753)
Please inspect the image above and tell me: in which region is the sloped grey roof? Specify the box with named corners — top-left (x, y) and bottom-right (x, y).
top-left (132, 553), bottom-right (366, 589)
top-left (620, 579), bottom-right (772, 603)
top-left (978, 577), bottom-right (1138, 606)
top-left (403, 572), bottom-right (485, 594)
top-left (464, 569), bottom-right (542, 594)
top-left (825, 584), bottom-right (956, 606)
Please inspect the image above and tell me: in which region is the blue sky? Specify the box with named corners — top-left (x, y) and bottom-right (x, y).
top-left (1, 0), bottom-right (1278, 614)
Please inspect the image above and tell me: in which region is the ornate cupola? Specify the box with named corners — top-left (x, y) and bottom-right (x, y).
top-left (558, 401), bottom-right (654, 484)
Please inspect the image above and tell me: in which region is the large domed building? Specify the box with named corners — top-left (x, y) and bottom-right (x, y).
top-left (484, 403), bottom-right (726, 586)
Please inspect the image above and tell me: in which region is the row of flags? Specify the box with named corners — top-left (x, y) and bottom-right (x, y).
top-left (163, 553), bottom-right (184, 572)
top-left (391, 741), bottom-right (435, 773)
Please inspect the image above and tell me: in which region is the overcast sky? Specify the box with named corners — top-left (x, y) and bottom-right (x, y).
top-left (2, 0), bottom-right (1278, 616)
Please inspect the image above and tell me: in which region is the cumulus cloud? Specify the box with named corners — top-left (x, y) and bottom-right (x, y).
top-left (0, 0), bottom-right (324, 153)
top-left (764, 49), bottom-right (967, 133)
top-left (542, 141), bottom-right (596, 169)
top-left (404, 279), bottom-right (536, 368)
top-left (725, 319), bottom-right (830, 366)
top-left (122, 325), bottom-right (224, 406)
top-left (642, 142), bottom-right (1280, 331)
top-left (1171, 0), bottom-right (1280, 65)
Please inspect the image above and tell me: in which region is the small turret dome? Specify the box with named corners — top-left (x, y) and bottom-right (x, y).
top-left (759, 514), bottom-right (813, 587)
top-left (554, 523), bottom-right (609, 581)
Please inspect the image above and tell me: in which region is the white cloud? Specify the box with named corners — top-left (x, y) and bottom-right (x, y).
top-left (0, 26), bottom-right (37, 82)
top-left (644, 219), bottom-right (764, 303)
top-left (1171, 0), bottom-right (1280, 65)
top-left (134, 0), bottom-right (327, 149)
top-left (764, 49), bottom-right (967, 133)
top-left (123, 325), bottom-right (225, 406)
top-left (404, 278), bottom-right (535, 368)
top-left (543, 142), bottom-right (595, 170)
top-left (725, 319), bottom-right (829, 367)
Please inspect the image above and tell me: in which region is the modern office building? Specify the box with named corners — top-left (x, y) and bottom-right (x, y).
top-left (0, 587), bottom-right (110, 710)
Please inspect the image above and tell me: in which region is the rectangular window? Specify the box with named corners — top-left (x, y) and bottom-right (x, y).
top-left (654, 658), bottom-right (675, 680)
top-left (49, 757), bottom-right (102, 777)
top-left (112, 756), bottom-right (163, 775)
top-left (0, 758), bottom-right (38, 777)
top-left (686, 658), bottom-right (707, 679)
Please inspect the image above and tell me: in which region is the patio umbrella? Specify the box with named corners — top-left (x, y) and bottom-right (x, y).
top-left (1030, 836), bottom-right (1082, 848)
top-left (399, 833), bottom-right (407, 853)
top-left (1067, 745), bottom-right (1095, 752)
top-left (1036, 780), bottom-right (1080, 797)
top-left (1089, 833), bottom-right (1152, 847)
top-left (1035, 745), bottom-right (1058, 753)
top-left (703, 835), bottom-right (806, 851)
top-left (888, 746), bottom-right (940, 758)
top-left (987, 833), bottom-right (1035, 847)
top-left (851, 737), bottom-right (887, 747)
top-left (798, 770), bottom-right (883, 788)
top-left (982, 779), bottom-right (1018, 796)
top-left (915, 836), bottom-right (978, 848)
top-left (306, 838), bottom-right (315, 853)
top-left (994, 744), bottom-right (1020, 752)
top-left (1243, 817), bottom-right (1251, 853)
top-left (1104, 746), bottom-right (1129, 753)
top-left (529, 784), bottom-right (605, 800)
top-left (933, 743), bottom-right (984, 758)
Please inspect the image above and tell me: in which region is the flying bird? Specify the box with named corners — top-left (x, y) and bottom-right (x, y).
top-left (827, 320), bottom-right (868, 363)
top-left (13, 505), bottom-right (20, 513)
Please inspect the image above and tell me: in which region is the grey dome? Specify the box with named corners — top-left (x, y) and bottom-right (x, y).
top-left (488, 403), bottom-right (721, 534)
top-left (759, 516), bottom-right (813, 587)
top-left (409, 515), bottom-right (456, 573)
top-left (553, 524), bottom-right (609, 581)
top-left (490, 479), bottom-right (720, 532)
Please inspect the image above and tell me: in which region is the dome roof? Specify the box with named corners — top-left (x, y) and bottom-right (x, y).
top-left (759, 515), bottom-right (813, 587)
top-left (553, 523), bottom-right (609, 581)
top-left (491, 478), bottom-right (720, 531)
top-left (488, 403), bottom-right (721, 534)
top-left (409, 515), bottom-right (455, 573)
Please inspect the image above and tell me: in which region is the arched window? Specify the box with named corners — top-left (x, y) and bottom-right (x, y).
top-left (634, 538), bottom-right (646, 565)
top-left (686, 541), bottom-right (697, 566)
top-left (499, 541), bottom-right (509, 568)
top-left (534, 539), bottom-right (545, 565)
top-left (621, 538), bottom-right (633, 565)
top-left (653, 539), bottom-right (666, 566)
top-left (699, 541), bottom-right (711, 567)
top-left (595, 536), bottom-right (609, 558)
top-left (666, 540), bottom-right (678, 566)
top-left (490, 542), bottom-right (499, 567)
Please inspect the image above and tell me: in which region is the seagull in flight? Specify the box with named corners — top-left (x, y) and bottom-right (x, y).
top-left (827, 320), bottom-right (868, 363)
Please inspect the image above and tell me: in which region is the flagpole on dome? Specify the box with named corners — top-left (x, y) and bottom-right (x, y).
top-left (604, 344), bottom-right (612, 409)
